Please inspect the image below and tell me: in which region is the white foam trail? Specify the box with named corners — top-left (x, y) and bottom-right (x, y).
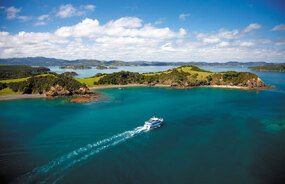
top-left (15, 126), bottom-right (148, 184)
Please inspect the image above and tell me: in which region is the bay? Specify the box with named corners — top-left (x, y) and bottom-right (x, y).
top-left (0, 66), bottom-right (284, 184)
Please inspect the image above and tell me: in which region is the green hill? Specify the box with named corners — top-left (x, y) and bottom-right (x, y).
top-left (249, 64), bottom-right (285, 72)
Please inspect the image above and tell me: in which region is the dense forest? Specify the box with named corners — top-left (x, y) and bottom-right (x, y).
top-left (0, 65), bottom-right (50, 80)
top-left (61, 72), bottom-right (79, 76)
top-left (249, 64), bottom-right (285, 72)
top-left (1, 74), bottom-right (86, 95)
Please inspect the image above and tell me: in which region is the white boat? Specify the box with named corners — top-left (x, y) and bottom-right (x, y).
top-left (144, 117), bottom-right (164, 130)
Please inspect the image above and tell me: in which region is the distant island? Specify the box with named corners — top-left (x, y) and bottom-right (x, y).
top-left (96, 66), bottom-right (108, 69)
top-left (0, 57), bottom-right (281, 66)
top-left (109, 66), bottom-right (118, 69)
top-left (249, 64), bottom-right (285, 72)
top-left (96, 66), bottom-right (118, 69)
top-left (0, 65), bottom-right (272, 103)
top-left (59, 66), bottom-right (92, 70)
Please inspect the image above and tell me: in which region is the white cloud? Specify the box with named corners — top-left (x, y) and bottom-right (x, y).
top-left (216, 41), bottom-right (230, 47)
top-left (55, 17), bottom-right (186, 39)
top-left (2, 6), bottom-right (31, 21)
top-left (154, 20), bottom-right (163, 25)
top-left (18, 16), bottom-right (32, 21)
top-left (34, 21), bottom-right (47, 26)
top-left (6, 6), bottom-right (21, 19)
top-left (179, 14), bottom-right (190, 21)
top-left (239, 41), bottom-right (255, 47)
top-left (34, 14), bottom-right (50, 26)
top-left (154, 18), bottom-right (165, 25)
top-left (0, 18), bottom-right (284, 62)
top-left (242, 23), bottom-right (261, 33)
top-left (56, 4), bottom-right (78, 18)
top-left (271, 24), bottom-right (285, 31)
top-left (56, 4), bottom-right (95, 18)
top-left (37, 14), bottom-right (49, 21)
top-left (81, 5), bottom-right (96, 11)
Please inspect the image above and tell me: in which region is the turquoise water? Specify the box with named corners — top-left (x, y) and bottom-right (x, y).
top-left (0, 67), bottom-right (285, 184)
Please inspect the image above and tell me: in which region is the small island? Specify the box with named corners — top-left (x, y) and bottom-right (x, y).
top-left (96, 66), bottom-right (108, 69)
top-left (59, 66), bottom-right (92, 70)
top-left (249, 64), bottom-right (285, 72)
top-left (109, 66), bottom-right (118, 69)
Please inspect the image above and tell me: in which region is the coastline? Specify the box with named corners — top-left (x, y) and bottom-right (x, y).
top-left (89, 84), bottom-right (173, 90)
top-left (89, 84), bottom-right (264, 90)
top-left (0, 84), bottom-right (271, 102)
top-left (0, 94), bottom-right (46, 101)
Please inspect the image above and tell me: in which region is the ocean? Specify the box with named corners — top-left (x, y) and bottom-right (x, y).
top-left (0, 66), bottom-right (284, 184)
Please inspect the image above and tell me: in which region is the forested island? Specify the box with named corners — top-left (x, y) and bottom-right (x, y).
top-left (249, 64), bottom-right (285, 72)
top-left (0, 65), bottom-right (271, 102)
top-left (88, 66), bottom-right (270, 89)
top-left (96, 66), bottom-right (108, 69)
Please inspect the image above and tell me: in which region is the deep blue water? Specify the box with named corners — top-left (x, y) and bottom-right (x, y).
top-left (0, 67), bottom-right (285, 184)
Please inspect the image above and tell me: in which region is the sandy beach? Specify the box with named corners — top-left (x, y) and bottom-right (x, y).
top-left (89, 84), bottom-right (254, 90)
top-left (0, 94), bottom-right (46, 101)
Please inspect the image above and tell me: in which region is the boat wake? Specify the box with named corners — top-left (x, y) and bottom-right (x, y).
top-left (14, 126), bottom-right (148, 184)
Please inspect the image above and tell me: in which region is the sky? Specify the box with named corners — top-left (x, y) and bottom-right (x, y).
top-left (0, 0), bottom-right (284, 62)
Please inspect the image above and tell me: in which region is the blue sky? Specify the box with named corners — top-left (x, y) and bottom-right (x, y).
top-left (0, 0), bottom-right (284, 62)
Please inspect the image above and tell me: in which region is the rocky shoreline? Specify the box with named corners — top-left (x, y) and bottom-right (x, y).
top-left (0, 84), bottom-right (273, 102)
top-left (68, 93), bottom-right (104, 103)
top-left (0, 92), bottom-right (104, 103)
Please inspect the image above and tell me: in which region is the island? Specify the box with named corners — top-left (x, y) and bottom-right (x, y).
top-left (249, 64), bottom-right (285, 72)
top-left (59, 66), bottom-right (92, 70)
top-left (109, 66), bottom-right (118, 69)
top-left (0, 65), bottom-right (272, 103)
top-left (78, 65), bottom-right (271, 90)
top-left (96, 66), bottom-right (108, 69)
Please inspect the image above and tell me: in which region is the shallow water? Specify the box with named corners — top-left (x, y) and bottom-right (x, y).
top-left (0, 66), bottom-right (284, 184)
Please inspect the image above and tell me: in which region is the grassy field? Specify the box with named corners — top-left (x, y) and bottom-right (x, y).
top-left (0, 88), bottom-right (19, 96)
top-left (177, 67), bottom-right (213, 80)
top-left (0, 74), bottom-right (52, 83)
top-left (76, 76), bottom-right (103, 87)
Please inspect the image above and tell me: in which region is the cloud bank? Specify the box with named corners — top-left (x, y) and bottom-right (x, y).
top-left (0, 17), bottom-right (284, 62)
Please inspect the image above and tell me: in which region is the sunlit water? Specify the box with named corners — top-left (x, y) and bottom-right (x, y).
top-left (0, 66), bottom-right (284, 184)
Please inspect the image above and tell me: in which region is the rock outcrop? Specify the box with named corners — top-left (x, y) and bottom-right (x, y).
top-left (43, 85), bottom-right (91, 97)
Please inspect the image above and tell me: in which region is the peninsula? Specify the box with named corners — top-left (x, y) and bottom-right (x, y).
top-left (78, 65), bottom-right (270, 90)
